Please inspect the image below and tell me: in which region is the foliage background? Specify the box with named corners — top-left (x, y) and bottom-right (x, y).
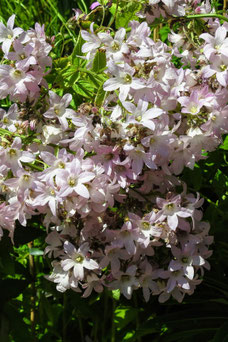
top-left (0, 0), bottom-right (228, 341)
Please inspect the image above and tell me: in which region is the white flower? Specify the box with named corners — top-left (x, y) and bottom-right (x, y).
top-left (42, 125), bottom-right (63, 145)
top-left (61, 241), bottom-right (99, 280)
top-left (103, 61), bottom-right (144, 102)
top-left (0, 15), bottom-right (23, 54)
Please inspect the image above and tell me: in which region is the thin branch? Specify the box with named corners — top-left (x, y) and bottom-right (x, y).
top-left (185, 13), bottom-right (228, 23)
top-left (28, 242), bottom-right (36, 341)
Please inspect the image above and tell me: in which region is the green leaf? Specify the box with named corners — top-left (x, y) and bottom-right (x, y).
top-left (95, 84), bottom-right (106, 106)
top-left (220, 135), bottom-right (228, 150)
top-left (212, 169), bottom-right (228, 197)
top-left (116, 2), bottom-right (141, 29)
top-left (159, 26), bottom-right (171, 42)
top-left (114, 306), bottom-right (138, 331)
top-left (85, 69), bottom-right (104, 87)
top-left (212, 322), bottom-right (228, 342)
top-left (182, 165), bottom-right (202, 191)
top-left (73, 82), bottom-right (93, 98)
top-left (2, 302), bottom-right (31, 340)
top-left (72, 33), bottom-right (85, 65)
top-left (161, 328), bottom-right (218, 342)
top-left (112, 289), bottom-right (120, 301)
top-left (0, 279), bottom-right (28, 303)
top-left (92, 50), bottom-right (107, 73)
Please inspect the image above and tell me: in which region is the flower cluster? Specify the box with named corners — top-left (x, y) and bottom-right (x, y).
top-left (0, 15), bottom-right (52, 102)
top-left (0, 1), bottom-right (226, 302)
top-left (138, 0), bottom-right (212, 23)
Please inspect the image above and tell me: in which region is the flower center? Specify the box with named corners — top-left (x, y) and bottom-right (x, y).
top-left (8, 148), bottom-right (17, 156)
top-left (121, 230), bottom-right (130, 237)
top-left (141, 221), bottom-right (150, 230)
top-left (135, 115), bottom-right (142, 122)
top-left (156, 223), bottom-right (166, 228)
top-left (75, 255), bottom-right (84, 263)
top-left (23, 174), bottom-right (30, 181)
top-left (3, 117), bottom-right (9, 124)
top-left (154, 72), bottom-right (158, 80)
top-left (49, 188), bottom-right (55, 195)
top-left (7, 34), bottom-right (12, 39)
top-left (54, 106), bottom-right (60, 115)
top-left (124, 74), bottom-right (132, 84)
top-left (58, 161), bottom-right (65, 169)
top-left (190, 106), bottom-right (198, 114)
top-left (181, 257), bottom-right (189, 264)
top-left (13, 69), bottom-right (22, 78)
top-left (68, 177), bottom-right (76, 187)
top-left (121, 275), bottom-right (130, 282)
top-left (166, 203), bottom-right (175, 210)
top-left (220, 64), bottom-right (227, 71)
top-left (111, 40), bottom-right (120, 51)
top-left (104, 153), bottom-right (113, 160)
top-left (114, 165), bottom-right (126, 173)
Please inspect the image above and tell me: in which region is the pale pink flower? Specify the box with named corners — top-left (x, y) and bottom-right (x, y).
top-left (0, 137), bottom-right (34, 175)
top-left (0, 64), bottom-right (39, 101)
top-left (47, 261), bottom-right (80, 293)
top-left (202, 54), bottom-right (228, 87)
top-left (43, 91), bottom-right (75, 130)
top-left (99, 28), bottom-right (129, 62)
top-left (200, 26), bottom-right (228, 60)
top-left (0, 15), bottom-right (23, 54)
top-left (32, 180), bottom-right (61, 216)
top-left (61, 241), bottom-right (99, 280)
top-left (169, 244), bottom-right (205, 281)
top-left (178, 90), bottom-right (205, 115)
top-left (56, 158), bottom-right (95, 199)
top-left (7, 40), bottom-right (36, 68)
top-left (124, 143), bottom-right (156, 176)
top-left (100, 243), bottom-right (129, 274)
top-left (82, 273), bottom-right (104, 297)
top-left (124, 99), bottom-right (164, 131)
top-left (110, 265), bottom-right (139, 299)
top-left (4, 169), bottom-right (34, 201)
top-left (139, 262), bottom-right (159, 302)
top-left (90, 2), bottom-right (101, 10)
top-left (45, 230), bottom-right (63, 258)
top-left (156, 195), bottom-right (192, 230)
top-left (103, 62), bottom-right (144, 102)
top-left (81, 23), bottom-right (101, 54)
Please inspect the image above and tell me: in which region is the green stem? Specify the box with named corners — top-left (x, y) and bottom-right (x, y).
top-left (0, 128), bottom-right (42, 144)
top-left (80, 0), bottom-right (88, 14)
top-left (108, 0), bottom-right (119, 28)
top-left (133, 293), bottom-right (141, 342)
top-left (28, 241), bottom-right (37, 341)
top-left (23, 163), bottom-right (43, 171)
top-left (100, 6), bottom-right (106, 29)
top-left (185, 13), bottom-right (228, 23)
top-left (78, 317), bottom-right (84, 342)
top-left (111, 299), bottom-right (116, 342)
top-left (63, 293), bottom-right (67, 342)
top-left (45, 0), bottom-right (76, 43)
top-left (102, 288), bottom-right (109, 342)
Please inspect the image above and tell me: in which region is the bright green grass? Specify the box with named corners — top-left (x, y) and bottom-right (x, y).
top-left (0, 0), bottom-right (92, 34)
top-left (0, 0), bottom-right (94, 59)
